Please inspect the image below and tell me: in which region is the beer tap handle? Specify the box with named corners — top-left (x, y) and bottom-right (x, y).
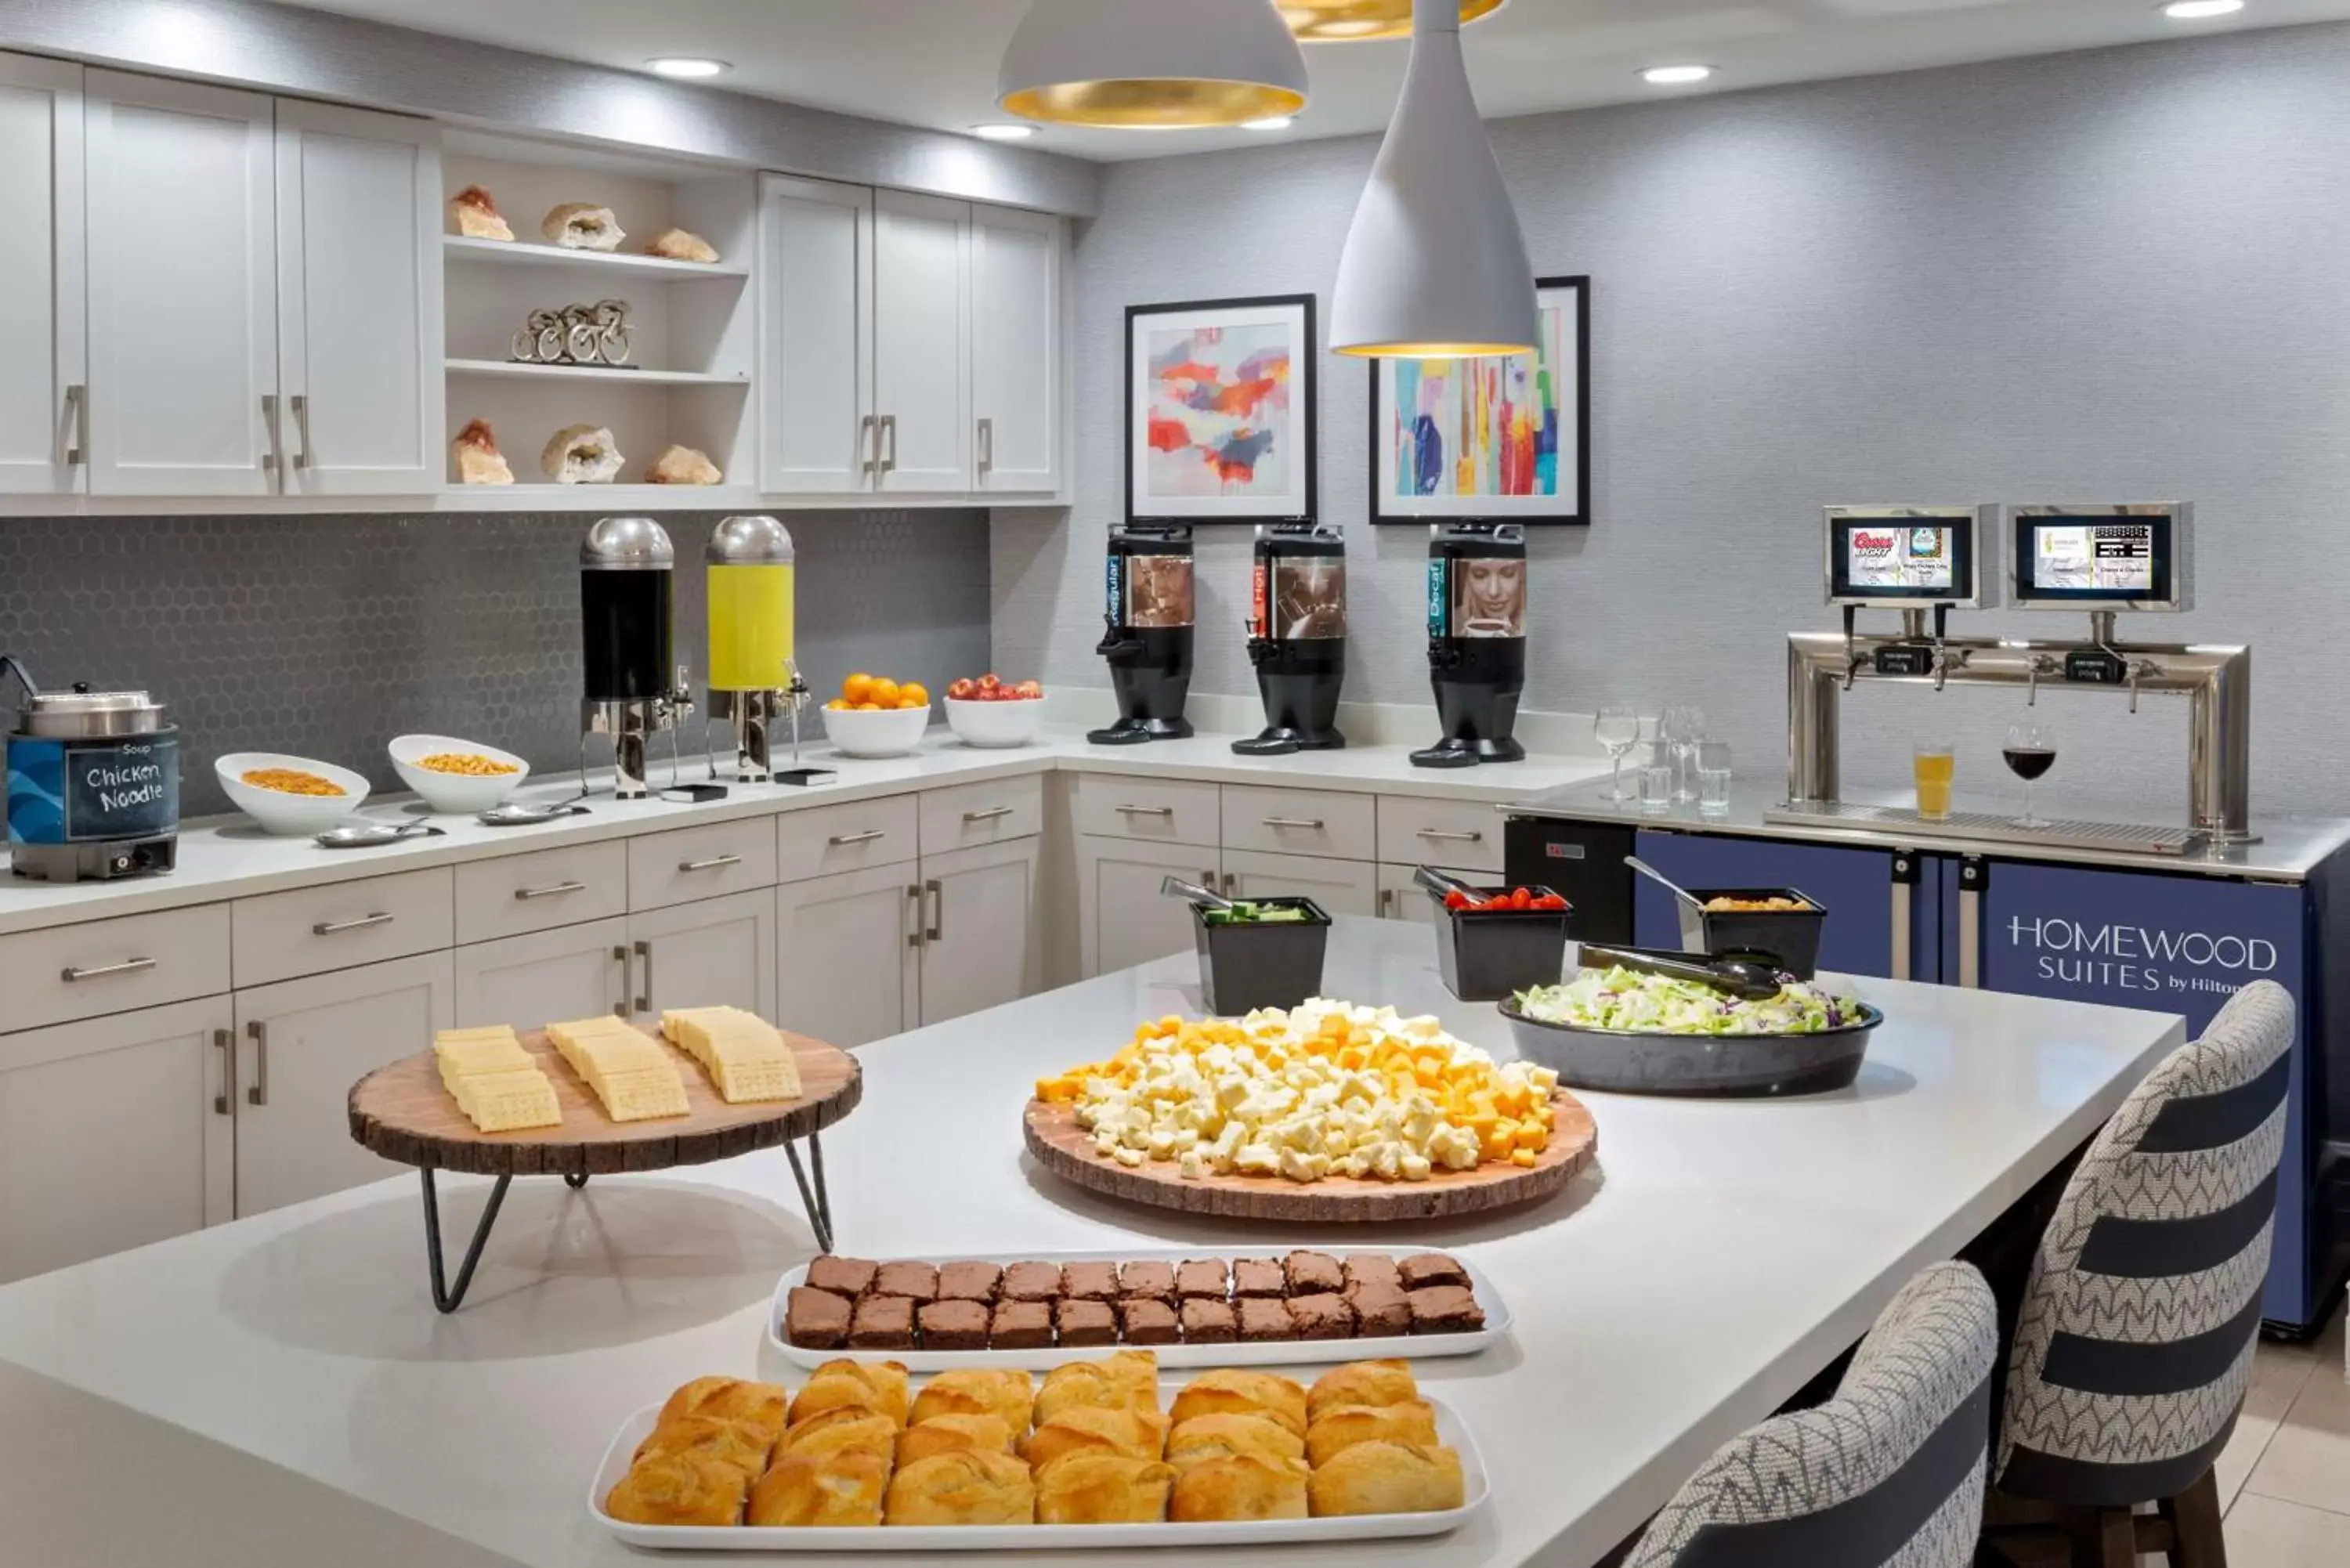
top-left (1841, 606), bottom-right (1861, 692)
top-left (1930, 605), bottom-right (1950, 694)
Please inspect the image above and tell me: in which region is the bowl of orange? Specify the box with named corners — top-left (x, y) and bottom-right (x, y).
top-left (819, 673), bottom-right (933, 759)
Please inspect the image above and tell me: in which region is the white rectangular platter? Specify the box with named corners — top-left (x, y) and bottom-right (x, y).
top-left (591, 1380), bottom-right (1489, 1552)
top-left (766, 1247), bottom-right (1510, 1371)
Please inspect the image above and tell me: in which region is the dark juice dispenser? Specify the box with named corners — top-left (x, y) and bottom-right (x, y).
top-left (580, 515), bottom-right (692, 800)
top-left (1413, 522), bottom-right (1528, 768)
top-left (1235, 522), bottom-right (1347, 756)
top-left (1090, 523), bottom-right (1196, 746)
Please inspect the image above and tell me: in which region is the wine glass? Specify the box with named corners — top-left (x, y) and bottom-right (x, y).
top-left (2005, 720), bottom-right (2057, 830)
top-left (1594, 705), bottom-right (1641, 800)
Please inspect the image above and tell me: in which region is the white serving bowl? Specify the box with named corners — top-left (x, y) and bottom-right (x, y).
top-left (389, 735), bottom-right (530, 815)
top-left (215, 752), bottom-right (372, 836)
top-left (819, 703), bottom-right (931, 759)
top-left (945, 695), bottom-right (1046, 749)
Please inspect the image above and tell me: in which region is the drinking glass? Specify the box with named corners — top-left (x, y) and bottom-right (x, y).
top-left (1697, 741), bottom-right (1733, 818)
top-left (1637, 742), bottom-right (1676, 814)
top-left (1594, 704), bottom-right (1641, 801)
top-left (1914, 744), bottom-right (1955, 823)
top-left (2005, 721), bottom-right (2058, 830)
top-left (1661, 705), bottom-right (1707, 802)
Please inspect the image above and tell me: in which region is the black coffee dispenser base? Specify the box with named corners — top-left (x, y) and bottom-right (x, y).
top-left (1412, 735), bottom-right (1527, 769)
top-left (1089, 716), bottom-right (1194, 746)
top-left (1234, 726), bottom-right (1347, 757)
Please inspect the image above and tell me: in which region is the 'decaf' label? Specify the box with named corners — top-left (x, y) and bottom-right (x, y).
top-left (1426, 559), bottom-right (1448, 638)
top-left (5, 734), bottom-right (180, 847)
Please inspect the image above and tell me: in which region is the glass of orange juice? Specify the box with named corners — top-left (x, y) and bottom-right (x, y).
top-left (1914, 744), bottom-right (1955, 822)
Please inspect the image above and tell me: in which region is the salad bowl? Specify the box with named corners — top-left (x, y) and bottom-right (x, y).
top-left (1502, 969), bottom-right (1882, 1098)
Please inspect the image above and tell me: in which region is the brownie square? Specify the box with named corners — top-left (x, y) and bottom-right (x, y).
top-left (1342, 1255), bottom-right (1402, 1297)
top-left (1285, 1292), bottom-right (1355, 1341)
top-left (1062, 1262), bottom-right (1120, 1302)
top-left (1347, 1281), bottom-right (1412, 1339)
top-left (1237, 1299), bottom-right (1296, 1342)
top-left (1284, 1250), bottom-right (1344, 1296)
top-left (917, 1299), bottom-right (991, 1351)
top-left (1118, 1261), bottom-right (1177, 1302)
top-left (873, 1261), bottom-right (940, 1303)
top-left (1056, 1299), bottom-right (1117, 1347)
top-left (938, 1262), bottom-right (1003, 1303)
top-left (1232, 1259), bottom-right (1286, 1299)
top-left (1176, 1259), bottom-right (1231, 1301)
top-left (1408, 1285), bottom-right (1486, 1335)
top-left (1002, 1263), bottom-right (1065, 1302)
top-left (991, 1299), bottom-right (1054, 1350)
top-left (1398, 1253), bottom-right (1471, 1292)
top-left (1180, 1299), bottom-right (1237, 1344)
top-left (1119, 1297), bottom-right (1181, 1346)
top-left (848, 1295), bottom-right (915, 1349)
top-left (784, 1285), bottom-right (853, 1349)
top-left (806, 1255), bottom-right (878, 1297)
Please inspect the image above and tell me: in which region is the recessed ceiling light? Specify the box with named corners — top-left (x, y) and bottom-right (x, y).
top-left (645, 57), bottom-right (728, 79)
top-left (1242, 116), bottom-right (1296, 131)
top-left (971, 123), bottom-right (1039, 141)
top-left (2160, 0), bottom-right (2244, 16)
top-left (1641, 64), bottom-right (1715, 86)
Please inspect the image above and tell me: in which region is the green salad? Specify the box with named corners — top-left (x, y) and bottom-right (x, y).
top-left (1514, 966), bottom-right (1867, 1036)
top-left (1201, 901), bottom-right (1314, 926)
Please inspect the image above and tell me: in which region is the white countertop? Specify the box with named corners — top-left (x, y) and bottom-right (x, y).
top-left (0, 919), bottom-right (2185, 1566)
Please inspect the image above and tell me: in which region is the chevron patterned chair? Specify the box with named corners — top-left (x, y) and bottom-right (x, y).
top-left (1624, 1260), bottom-right (2000, 1567)
top-left (1983, 978), bottom-right (2295, 1568)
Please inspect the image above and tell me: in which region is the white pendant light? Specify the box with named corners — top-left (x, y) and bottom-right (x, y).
top-left (1279, 0), bottom-right (1507, 45)
top-left (1329, 0), bottom-right (1538, 357)
top-left (999, 0), bottom-right (1311, 129)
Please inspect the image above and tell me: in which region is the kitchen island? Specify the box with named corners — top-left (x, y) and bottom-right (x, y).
top-left (0, 917), bottom-right (2184, 1566)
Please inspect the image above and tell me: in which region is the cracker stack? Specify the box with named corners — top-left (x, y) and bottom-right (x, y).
top-left (660, 1006), bottom-right (804, 1105)
top-left (433, 1025), bottom-right (562, 1133)
top-left (546, 1017), bottom-right (692, 1123)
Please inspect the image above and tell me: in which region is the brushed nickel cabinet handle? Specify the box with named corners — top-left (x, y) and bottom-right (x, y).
top-left (63, 383), bottom-right (87, 466)
top-left (976, 416), bottom-right (994, 478)
top-left (963, 806), bottom-right (1014, 824)
top-left (830, 830), bottom-right (887, 847)
top-left (516, 880), bottom-right (588, 901)
top-left (261, 393), bottom-right (282, 475)
top-left (678, 854), bottom-right (743, 873)
top-left (925, 878), bottom-right (944, 942)
top-left (859, 414), bottom-right (878, 475)
top-left (612, 945), bottom-right (630, 1017)
top-left (882, 414), bottom-right (899, 475)
top-left (289, 392), bottom-right (313, 471)
top-left (1416, 828), bottom-right (1484, 843)
top-left (1262, 816), bottom-right (1325, 831)
top-left (312, 912), bottom-right (393, 936)
top-left (214, 1027), bottom-right (233, 1116)
top-left (61, 956), bottom-right (156, 983)
top-left (1115, 804), bottom-right (1175, 818)
top-left (906, 884), bottom-right (924, 950)
top-left (1378, 888), bottom-right (1394, 918)
top-left (632, 939), bottom-right (653, 1013)
top-left (246, 1020), bottom-right (269, 1107)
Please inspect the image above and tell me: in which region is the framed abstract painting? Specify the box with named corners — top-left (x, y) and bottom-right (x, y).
top-left (1370, 275), bottom-right (1589, 526)
top-left (1126, 294), bottom-right (1317, 526)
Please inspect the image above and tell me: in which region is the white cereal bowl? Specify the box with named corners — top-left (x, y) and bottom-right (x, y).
top-left (819, 703), bottom-right (931, 760)
top-left (389, 735), bottom-right (530, 814)
top-left (215, 752), bottom-right (372, 836)
top-left (945, 695), bottom-right (1046, 749)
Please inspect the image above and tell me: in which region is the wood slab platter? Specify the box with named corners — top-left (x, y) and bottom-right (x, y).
top-left (349, 1026), bottom-right (861, 1179)
top-left (1021, 1091), bottom-right (1597, 1223)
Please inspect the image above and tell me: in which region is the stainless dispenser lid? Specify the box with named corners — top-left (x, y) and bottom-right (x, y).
top-left (580, 516), bottom-right (675, 570)
top-left (707, 515), bottom-right (795, 567)
top-left (19, 685), bottom-right (168, 738)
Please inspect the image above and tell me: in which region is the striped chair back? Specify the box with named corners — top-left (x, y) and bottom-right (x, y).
top-left (1995, 978), bottom-right (2294, 1507)
top-left (1627, 1261), bottom-right (1998, 1567)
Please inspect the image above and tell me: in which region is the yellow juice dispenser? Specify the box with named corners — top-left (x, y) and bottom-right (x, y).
top-left (704, 515), bottom-right (805, 782)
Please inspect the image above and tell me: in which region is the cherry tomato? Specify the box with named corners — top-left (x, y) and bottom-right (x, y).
top-left (1444, 890), bottom-right (1473, 910)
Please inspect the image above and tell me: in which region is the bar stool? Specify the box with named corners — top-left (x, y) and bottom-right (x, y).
top-left (1983, 979), bottom-right (2295, 1568)
top-left (1625, 1260), bottom-right (1999, 1566)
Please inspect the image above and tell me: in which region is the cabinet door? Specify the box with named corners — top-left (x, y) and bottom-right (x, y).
top-left (758, 175), bottom-right (873, 493)
top-left (85, 70), bottom-right (278, 497)
top-left (0, 998), bottom-right (233, 1282)
top-left (776, 868), bottom-right (919, 1049)
top-left (969, 203), bottom-right (1061, 495)
top-left (872, 190), bottom-right (970, 492)
top-left (453, 917), bottom-right (628, 1029)
top-left (628, 888), bottom-right (777, 1023)
top-left (0, 52), bottom-right (85, 496)
top-left (1079, 836), bottom-right (1221, 978)
top-left (919, 838), bottom-right (1039, 1028)
top-left (1632, 830), bottom-right (1903, 980)
top-left (233, 952), bottom-right (452, 1217)
top-left (1222, 850), bottom-right (1380, 919)
top-left (274, 101), bottom-right (442, 495)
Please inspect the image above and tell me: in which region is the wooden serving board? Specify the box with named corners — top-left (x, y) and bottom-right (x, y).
top-left (349, 1026), bottom-right (861, 1178)
top-left (1021, 1092), bottom-right (1597, 1223)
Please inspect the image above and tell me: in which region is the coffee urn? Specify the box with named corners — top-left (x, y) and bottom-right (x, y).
top-left (703, 515), bottom-right (805, 783)
top-left (580, 516), bottom-right (693, 800)
top-left (1413, 523), bottom-right (1528, 768)
top-left (1090, 523), bottom-right (1196, 746)
top-left (1235, 522), bottom-right (1348, 756)
top-left (3, 658), bottom-right (180, 883)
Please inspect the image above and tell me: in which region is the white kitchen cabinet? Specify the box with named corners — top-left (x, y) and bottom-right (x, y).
top-left (0, 52), bottom-right (85, 496)
top-left (1222, 849), bottom-right (1379, 919)
top-left (0, 998), bottom-right (234, 1282)
top-left (917, 837), bottom-right (1039, 1028)
top-left (757, 174), bottom-right (873, 494)
top-left (872, 190), bottom-right (971, 492)
top-left (273, 100), bottom-right (442, 495)
top-left (232, 952), bottom-right (452, 1218)
top-left (1079, 836), bottom-right (1221, 980)
top-left (968, 201), bottom-right (1062, 496)
top-left (453, 918), bottom-right (628, 1029)
top-left (776, 866), bottom-right (918, 1049)
top-left (627, 889), bottom-right (776, 1024)
top-left (84, 70), bottom-right (278, 497)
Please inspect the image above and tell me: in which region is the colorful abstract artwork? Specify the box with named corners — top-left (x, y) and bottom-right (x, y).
top-left (1129, 295), bottom-right (1316, 524)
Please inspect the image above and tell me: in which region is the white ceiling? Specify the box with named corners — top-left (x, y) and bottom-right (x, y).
top-left (272, 0), bottom-right (2350, 161)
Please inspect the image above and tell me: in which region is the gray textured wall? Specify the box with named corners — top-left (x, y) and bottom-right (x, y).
top-left (1, 510), bottom-right (990, 819)
top-left (995, 24), bottom-right (2350, 822)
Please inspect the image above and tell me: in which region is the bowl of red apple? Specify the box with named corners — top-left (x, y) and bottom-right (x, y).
top-left (944, 674), bottom-right (1046, 748)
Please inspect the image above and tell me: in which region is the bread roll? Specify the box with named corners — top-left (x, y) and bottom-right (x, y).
top-left (883, 1449), bottom-right (1036, 1526)
top-left (1166, 1453), bottom-right (1309, 1523)
top-left (1167, 1369), bottom-right (1307, 1438)
top-left (1163, 1412), bottom-right (1306, 1473)
top-left (790, 1360), bottom-right (911, 1429)
top-left (1307, 1359), bottom-right (1419, 1422)
top-left (603, 1450), bottom-right (749, 1527)
top-left (1021, 1404), bottom-right (1170, 1472)
top-left (1033, 1453), bottom-right (1177, 1525)
top-left (656, 1378), bottom-right (787, 1443)
top-left (1032, 1351), bottom-right (1159, 1425)
top-left (543, 201), bottom-right (625, 251)
top-left (1304, 1400), bottom-right (1440, 1469)
top-left (777, 1407), bottom-right (897, 1466)
top-left (1305, 1440), bottom-right (1466, 1518)
top-left (631, 1415), bottom-right (775, 1483)
top-left (909, 1369), bottom-right (1035, 1436)
top-left (747, 1450), bottom-right (888, 1528)
top-left (898, 1413), bottom-right (1015, 1467)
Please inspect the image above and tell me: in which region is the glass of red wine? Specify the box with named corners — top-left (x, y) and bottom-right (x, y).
top-left (2005, 721), bottom-right (2057, 830)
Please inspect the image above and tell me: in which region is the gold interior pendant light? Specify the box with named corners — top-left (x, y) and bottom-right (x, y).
top-left (999, 0), bottom-right (1311, 129)
top-left (1280, 0), bottom-right (1508, 44)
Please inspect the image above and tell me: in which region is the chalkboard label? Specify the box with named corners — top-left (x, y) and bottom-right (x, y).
top-left (8, 733), bottom-right (180, 846)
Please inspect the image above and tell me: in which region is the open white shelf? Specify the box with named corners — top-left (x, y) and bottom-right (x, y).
top-left (442, 482), bottom-right (759, 511)
top-left (446, 357), bottom-right (750, 387)
top-left (443, 234), bottom-right (748, 281)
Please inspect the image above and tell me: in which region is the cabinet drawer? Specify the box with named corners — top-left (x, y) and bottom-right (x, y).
top-left (920, 775), bottom-right (1043, 854)
top-left (629, 818), bottom-right (779, 912)
top-left (232, 868), bottom-right (454, 989)
top-left (1073, 773), bottom-right (1220, 847)
top-left (1220, 784), bottom-right (1376, 862)
top-left (454, 841), bottom-right (628, 945)
top-left (1378, 795), bottom-right (1506, 873)
top-left (776, 794), bottom-right (920, 883)
top-left (0, 906), bottom-right (232, 1034)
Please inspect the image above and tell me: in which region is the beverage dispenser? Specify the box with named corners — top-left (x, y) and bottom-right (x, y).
top-left (1413, 523), bottom-right (1528, 768)
top-left (580, 516), bottom-right (692, 800)
top-left (1235, 522), bottom-right (1347, 756)
top-left (1090, 523), bottom-right (1196, 746)
top-left (703, 515), bottom-right (805, 783)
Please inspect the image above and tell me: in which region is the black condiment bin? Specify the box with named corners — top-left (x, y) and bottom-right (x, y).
top-left (1429, 883), bottom-right (1572, 1002)
top-left (1192, 898), bottom-right (1331, 1014)
top-left (1676, 887), bottom-right (1827, 980)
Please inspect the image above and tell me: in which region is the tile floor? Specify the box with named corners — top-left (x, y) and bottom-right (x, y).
top-left (2207, 1306), bottom-right (2350, 1565)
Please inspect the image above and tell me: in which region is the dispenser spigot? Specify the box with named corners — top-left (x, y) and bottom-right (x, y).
top-left (1841, 606), bottom-right (1862, 693)
top-left (2025, 653), bottom-right (2057, 706)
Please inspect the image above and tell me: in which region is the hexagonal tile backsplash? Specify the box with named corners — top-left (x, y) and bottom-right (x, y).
top-left (0, 510), bottom-right (991, 819)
